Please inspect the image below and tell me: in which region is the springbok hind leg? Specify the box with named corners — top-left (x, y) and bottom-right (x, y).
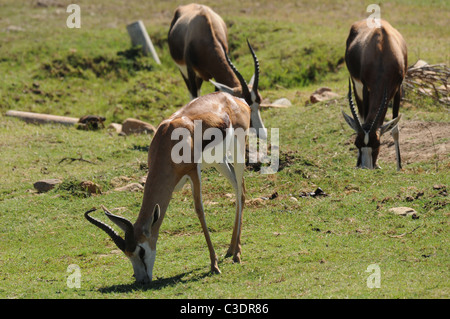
top-left (226, 160), bottom-right (245, 263)
top-left (189, 166), bottom-right (220, 274)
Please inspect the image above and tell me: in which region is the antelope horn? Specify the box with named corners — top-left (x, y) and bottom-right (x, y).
top-left (223, 45), bottom-right (252, 105)
top-left (247, 39), bottom-right (260, 94)
top-left (348, 78), bottom-right (363, 133)
top-left (85, 206), bottom-right (137, 252)
top-left (369, 88), bottom-right (388, 134)
top-left (85, 207), bottom-right (126, 252)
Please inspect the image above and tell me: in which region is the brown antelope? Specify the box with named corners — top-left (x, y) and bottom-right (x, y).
top-left (168, 3), bottom-right (266, 139)
top-left (343, 19), bottom-right (407, 170)
top-left (84, 47), bottom-right (263, 284)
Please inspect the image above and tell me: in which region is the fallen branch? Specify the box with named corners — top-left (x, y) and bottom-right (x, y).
top-left (389, 224), bottom-right (423, 238)
top-left (6, 110), bottom-right (79, 125)
top-left (404, 60), bottom-right (449, 105)
top-left (59, 155), bottom-right (96, 165)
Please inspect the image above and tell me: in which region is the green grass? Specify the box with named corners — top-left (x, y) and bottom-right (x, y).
top-left (0, 0), bottom-right (449, 299)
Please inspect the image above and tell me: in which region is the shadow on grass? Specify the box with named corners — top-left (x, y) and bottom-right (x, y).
top-left (98, 268), bottom-right (213, 293)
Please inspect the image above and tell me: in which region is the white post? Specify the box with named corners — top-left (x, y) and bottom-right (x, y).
top-left (126, 20), bottom-right (161, 64)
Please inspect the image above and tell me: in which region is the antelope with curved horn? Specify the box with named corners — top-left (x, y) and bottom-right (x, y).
top-left (343, 19), bottom-right (407, 170)
top-left (84, 47), bottom-right (263, 284)
top-left (168, 3), bottom-right (266, 139)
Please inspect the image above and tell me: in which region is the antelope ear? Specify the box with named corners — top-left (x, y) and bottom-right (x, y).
top-left (248, 74), bottom-right (255, 87)
top-left (380, 114), bottom-right (402, 135)
top-left (152, 204), bottom-right (160, 226)
top-left (342, 110), bottom-right (359, 132)
top-left (209, 79), bottom-right (236, 95)
top-left (102, 205), bottom-right (134, 233)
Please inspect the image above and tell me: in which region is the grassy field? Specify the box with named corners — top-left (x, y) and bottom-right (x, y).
top-left (0, 0), bottom-right (448, 299)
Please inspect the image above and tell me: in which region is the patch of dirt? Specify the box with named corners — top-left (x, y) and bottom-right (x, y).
top-left (379, 121), bottom-right (449, 164)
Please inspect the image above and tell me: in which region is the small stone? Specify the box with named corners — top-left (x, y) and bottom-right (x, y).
top-left (114, 183), bottom-right (144, 192)
top-left (121, 118), bottom-right (156, 135)
top-left (107, 123), bottom-right (122, 133)
top-left (310, 87), bottom-right (340, 104)
top-left (389, 207), bottom-right (417, 217)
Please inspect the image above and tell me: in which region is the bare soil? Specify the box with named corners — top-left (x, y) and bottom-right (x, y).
top-left (379, 121), bottom-right (449, 165)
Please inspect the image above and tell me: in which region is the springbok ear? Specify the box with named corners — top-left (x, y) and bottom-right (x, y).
top-left (248, 74), bottom-right (255, 87)
top-left (209, 79), bottom-right (236, 96)
top-left (152, 204), bottom-right (160, 226)
top-left (380, 114), bottom-right (402, 135)
top-left (342, 110), bottom-right (359, 132)
top-left (102, 205), bottom-right (134, 233)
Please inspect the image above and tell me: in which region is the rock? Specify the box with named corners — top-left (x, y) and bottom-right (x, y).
top-left (33, 179), bottom-right (62, 193)
top-left (114, 183), bottom-right (144, 192)
top-left (107, 123), bottom-right (122, 133)
top-left (272, 98), bottom-right (292, 107)
top-left (80, 181), bottom-right (102, 195)
top-left (389, 207), bottom-right (417, 217)
top-left (310, 87), bottom-right (340, 104)
top-left (110, 176), bottom-right (132, 188)
top-left (121, 118), bottom-right (156, 135)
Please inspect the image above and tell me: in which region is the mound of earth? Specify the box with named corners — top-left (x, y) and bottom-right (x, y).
top-left (379, 120), bottom-right (449, 165)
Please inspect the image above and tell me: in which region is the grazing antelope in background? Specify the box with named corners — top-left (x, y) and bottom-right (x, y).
top-left (343, 19), bottom-right (407, 170)
top-left (168, 3), bottom-right (266, 139)
top-left (85, 47), bottom-right (263, 284)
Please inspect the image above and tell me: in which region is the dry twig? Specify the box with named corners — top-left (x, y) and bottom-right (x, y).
top-left (389, 224), bottom-right (423, 238)
top-left (404, 60), bottom-right (449, 105)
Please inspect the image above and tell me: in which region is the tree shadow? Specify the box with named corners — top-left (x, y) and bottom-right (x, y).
top-left (98, 268), bottom-right (213, 293)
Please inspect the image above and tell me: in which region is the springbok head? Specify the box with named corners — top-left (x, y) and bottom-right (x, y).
top-left (342, 79), bottom-right (401, 169)
top-left (210, 40), bottom-right (266, 139)
top-left (85, 205), bottom-right (160, 284)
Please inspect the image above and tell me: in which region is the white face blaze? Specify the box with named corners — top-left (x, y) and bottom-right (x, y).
top-left (128, 241), bottom-right (157, 284)
top-left (360, 146), bottom-right (373, 169)
top-left (249, 91), bottom-right (267, 139)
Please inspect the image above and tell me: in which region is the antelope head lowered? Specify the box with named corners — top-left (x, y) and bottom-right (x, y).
top-left (85, 38), bottom-right (265, 283)
top-left (168, 3), bottom-right (266, 139)
top-left (343, 19), bottom-right (407, 170)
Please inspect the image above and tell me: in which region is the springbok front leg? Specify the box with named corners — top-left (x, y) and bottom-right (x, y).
top-left (189, 165), bottom-right (221, 274)
top-left (391, 124), bottom-right (402, 171)
top-left (392, 88), bottom-right (402, 171)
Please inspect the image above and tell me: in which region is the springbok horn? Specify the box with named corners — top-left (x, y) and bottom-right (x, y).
top-left (85, 207), bottom-right (127, 252)
top-left (222, 45), bottom-right (252, 105)
top-left (369, 88), bottom-right (388, 134)
top-left (348, 78), bottom-right (363, 133)
top-left (247, 39), bottom-right (260, 94)
top-left (85, 206), bottom-right (137, 252)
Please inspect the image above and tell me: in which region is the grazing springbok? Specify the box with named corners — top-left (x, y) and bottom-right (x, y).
top-left (168, 3), bottom-right (266, 139)
top-left (84, 48), bottom-right (262, 284)
top-left (343, 19), bottom-right (407, 170)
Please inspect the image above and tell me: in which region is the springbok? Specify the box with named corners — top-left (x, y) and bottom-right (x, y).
top-left (168, 3), bottom-right (266, 139)
top-left (343, 19), bottom-right (407, 170)
top-left (84, 48), bottom-right (262, 284)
